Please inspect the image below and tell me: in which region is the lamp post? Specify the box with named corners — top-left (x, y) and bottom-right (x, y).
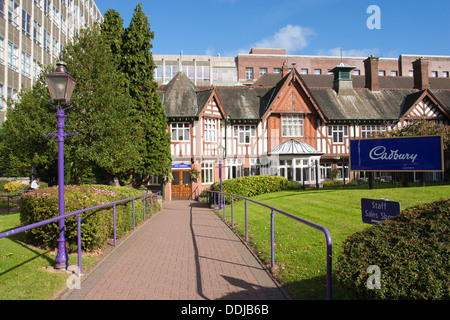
top-left (44, 61), bottom-right (77, 269)
top-left (217, 143), bottom-right (225, 210)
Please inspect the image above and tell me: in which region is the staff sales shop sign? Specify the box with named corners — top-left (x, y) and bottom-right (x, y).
top-left (361, 198), bottom-right (400, 224)
top-left (349, 135), bottom-right (444, 172)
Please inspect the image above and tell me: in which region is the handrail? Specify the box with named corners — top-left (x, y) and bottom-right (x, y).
top-left (0, 191), bottom-right (161, 276)
top-left (208, 190), bottom-right (333, 300)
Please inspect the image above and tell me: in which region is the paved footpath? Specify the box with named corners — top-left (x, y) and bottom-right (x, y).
top-left (62, 200), bottom-right (289, 300)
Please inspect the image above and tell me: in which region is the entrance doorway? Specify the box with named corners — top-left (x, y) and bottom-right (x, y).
top-left (172, 170), bottom-right (192, 200)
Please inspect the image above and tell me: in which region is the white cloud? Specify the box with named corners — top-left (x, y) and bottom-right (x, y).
top-left (252, 24), bottom-right (314, 54)
top-left (317, 47), bottom-right (381, 58)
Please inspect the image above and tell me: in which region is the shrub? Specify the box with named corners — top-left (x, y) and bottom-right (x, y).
top-left (209, 175), bottom-right (288, 203)
top-left (19, 185), bottom-right (157, 252)
top-left (3, 181), bottom-right (25, 193)
top-left (336, 198), bottom-right (450, 300)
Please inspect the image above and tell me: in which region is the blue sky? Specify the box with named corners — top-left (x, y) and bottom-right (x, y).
top-left (94, 0), bottom-right (450, 58)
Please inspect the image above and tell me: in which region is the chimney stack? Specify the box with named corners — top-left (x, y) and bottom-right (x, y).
top-left (364, 55), bottom-right (380, 91)
top-left (412, 58), bottom-right (430, 90)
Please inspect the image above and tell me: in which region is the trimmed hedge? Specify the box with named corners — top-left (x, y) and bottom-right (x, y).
top-left (209, 175), bottom-right (289, 203)
top-left (336, 198), bottom-right (449, 300)
top-left (19, 185), bottom-right (158, 252)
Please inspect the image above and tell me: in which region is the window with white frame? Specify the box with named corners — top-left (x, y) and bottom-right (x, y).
top-left (148, 175), bottom-right (161, 185)
top-left (361, 124), bottom-right (386, 139)
top-left (8, 0), bottom-right (20, 28)
top-left (201, 161), bottom-right (214, 184)
top-left (0, 36), bottom-right (4, 64)
top-left (21, 51), bottom-right (31, 78)
top-left (22, 9), bottom-right (31, 37)
top-left (328, 125), bottom-right (348, 143)
top-left (171, 122), bottom-right (190, 141)
top-left (0, 84), bottom-right (3, 110)
top-left (204, 118), bottom-right (216, 142)
top-left (282, 114), bottom-right (304, 137)
top-left (52, 37), bottom-right (59, 57)
top-left (226, 158), bottom-right (243, 179)
top-left (234, 124), bottom-right (256, 144)
top-left (7, 42), bottom-right (19, 71)
top-left (197, 65), bottom-right (209, 81)
top-left (33, 59), bottom-right (41, 81)
top-left (33, 20), bottom-right (42, 46)
top-left (259, 68), bottom-right (267, 77)
top-left (43, 29), bottom-right (50, 52)
top-left (245, 67), bottom-right (253, 80)
top-left (0, 0), bottom-right (5, 19)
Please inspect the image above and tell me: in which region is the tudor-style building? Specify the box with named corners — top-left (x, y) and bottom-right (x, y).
top-left (156, 56), bottom-right (450, 200)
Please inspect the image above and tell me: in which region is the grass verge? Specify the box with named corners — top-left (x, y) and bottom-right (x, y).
top-left (218, 185), bottom-right (450, 300)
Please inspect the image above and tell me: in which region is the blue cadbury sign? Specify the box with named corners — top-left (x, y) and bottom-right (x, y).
top-left (350, 136), bottom-right (444, 172)
top-left (361, 198), bottom-right (401, 224)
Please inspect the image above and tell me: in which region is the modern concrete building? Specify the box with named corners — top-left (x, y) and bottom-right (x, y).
top-left (154, 48), bottom-right (450, 87)
top-left (0, 0), bottom-right (104, 123)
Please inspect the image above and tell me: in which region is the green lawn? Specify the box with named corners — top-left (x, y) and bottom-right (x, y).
top-left (219, 185), bottom-right (450, 300)
top-left (0, 210), bottom-right (102, 300)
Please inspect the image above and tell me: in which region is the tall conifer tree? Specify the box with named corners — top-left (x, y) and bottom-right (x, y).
top-left (121, 3), bottom-right (172, 185)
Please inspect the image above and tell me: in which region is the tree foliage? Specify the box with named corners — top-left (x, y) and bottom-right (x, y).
top-left (0, 4), bottom-right (172, 187)
top-left (1, 25), bottom-right (142, 184)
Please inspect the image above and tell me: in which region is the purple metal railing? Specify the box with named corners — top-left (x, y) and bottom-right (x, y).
top-left (0, 190), bottom-right (30, 213)
top-left (0, 191), bottom-right (161, 275)
top-left (209, 190), bottom-right (333, 300)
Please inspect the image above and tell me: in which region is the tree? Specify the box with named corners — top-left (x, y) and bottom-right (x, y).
top-left (1, 25), bottom-right (142, 185)
top-left (121, 3), bottom-right (172, 186)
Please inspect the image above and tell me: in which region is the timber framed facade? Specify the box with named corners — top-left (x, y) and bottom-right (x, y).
top-left (156, 56), bottom-right (450, 201)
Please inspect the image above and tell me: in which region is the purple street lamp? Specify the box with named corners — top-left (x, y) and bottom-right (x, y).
top-left (218, 143), bottom-right (225, 210)
top-left (44, 61), bottom-right (77, 269)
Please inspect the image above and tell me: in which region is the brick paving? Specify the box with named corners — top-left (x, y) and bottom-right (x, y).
top-left (62, 200), bottom-right (289, 300)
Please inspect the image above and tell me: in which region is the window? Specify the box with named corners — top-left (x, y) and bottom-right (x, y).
top-left (391, 71), bottom-right (398, 76)
top-left (7, 42), bottom-right (19, 71)
top-left (431, 71), bottom-right (438, 78)
top-left (53, 6), bottom-right (59, 26)
top-left (300, 68), bottom-right (308, 75)
top-left (314, 69), bottom-right (322, 75)
top-left (204, 118), bottom-right (216, 142)
top-left (52, 37), bottom-right (59, 57)
top-left (197, 65), bottom-right (210, 81)
top-left (353, 70), bottom-right (361, 75)
top-left (0, 84), bottom-right (3, 110)
top-left (282, 114), bottom-right (304, 137)
top-left (33, 20), bottom-right (42, 46)
top-left (273, 68), bottom-right (281, 74)
top-left (44, 0), bottom-right (50, 16)
top-left (378, 70), bottom-right (386, 76)
top-left (148, 175), bottom-right (161, 185)
top-left (22, 10), bottom-right (31, 37)
top-left (361, 124), bottom-right (386, 139)
top-left (43, 29), bottom-right (50, 52)
top-left (443, 71), bottom-right (449, 78)
top-left (0, 36), bottom-right (4, 64)
top-left (165, 65), bottom-right (178, 81)
top-left (171, 122), bottom-right (190, 141)
top-left (8, 0), bottom-right (20, 27)
top-left (234, 125), bottom-right (256, 144)
top-left (259, 68), bottom-right (267, 77)
top-left (328, 125), bottom-right (348, 143)
top-left (0, 0), bottom-right (5, 19)
top-left (33, 59), bottom-right (41, 81)
top-left (226, 158), bottom-right (243, 179)
top-left (21, 51), bottom-right (31, 78)
top-left (201, 162), bottom-right (214, 184)
top-left (245, 67), bottom-right (253, 80)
